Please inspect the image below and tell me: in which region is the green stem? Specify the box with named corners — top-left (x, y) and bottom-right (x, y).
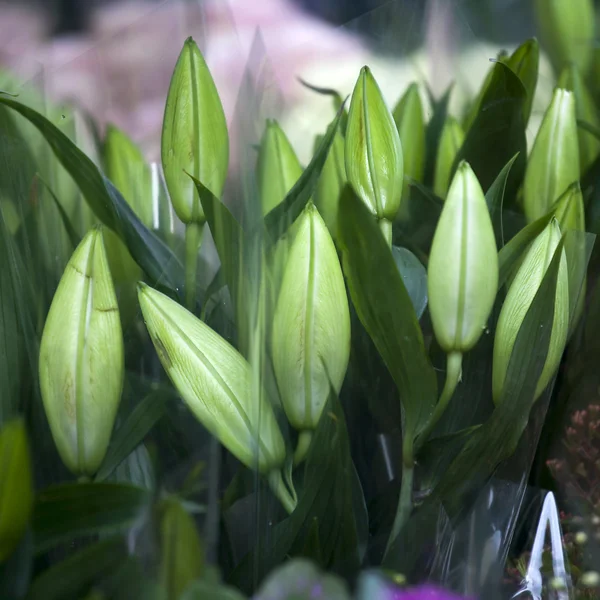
top-left (267, 469), bottom-right (297, 514)
top-left (293, 430), bottom-right (313, 466)
top-left (384, 444), bottom-right (414, 559)
top-left (379, 218), bottom-right (392, 248)
top-left (417, 351), bottom-right (463, 450)
top-left (184, 222), bottom-right (204, 311)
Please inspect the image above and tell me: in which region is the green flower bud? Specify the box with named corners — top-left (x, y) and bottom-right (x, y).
top-left (534, 0), bottom-right (595, 76)
top-left (314, 128), bottom-right (346, 239)
top-left (104, 124), bottom-right (153, 228)
top-left (345, 66), bottom-right (403, 227)
top-left (553, 182), bottom-right (585, 232)
top-left (433, 116), bottom-right (465, 199)
top-left (523, 88), bottom-right (579, 222)
top-left (39, 227), bottom-right (124, 476)
top-left (492, 218), bottom-right (569, 404)
top-left (392, 83), bottom-right (425, 204)
top-left (162, 37), bottom-right (229, 225)
top-left (271, 204), bottom-right (350, 464)
top-left (0, 419), bottom-right (32, 562)
top-left (138, 284), bottom-right (288, 478)
top-left (257, 119), bottom-right (303, 216)
top-left (428, 161), bottom-right (498, 353)
top-left (557, 64), bottom-right (600, 175)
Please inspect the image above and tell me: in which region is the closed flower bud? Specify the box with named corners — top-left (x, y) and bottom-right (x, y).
top-left (258, 119), bottom-right (303, 216)
top-left (523, 88), bottom-right (579, 222)
top-left (392, 83), bottom-right (425, 204)
top-left (138, 284), bottom-right (293, 509)
top-left (271, 203), bottom-right (350, 463)
top-left (433, 116), bottom-right (465, 199)
top-left (428, 161), bottom-right (498, 353)
top-left (492, 219), bottom-right (569, 404)
top-left (161, 37), bottom-right (229, 225)
top-left (314, 128), bottom-right (346, 239)
top-left (39, 227), bottom-right (124, 476)
top-left (557, 64), bottom-right (600, 175)
top-left (345, 66), bottom-right (403, 227)
top-left (0, 419), bottom-right (33, 562)
top-left (534, 0), bottom-right (595, 76)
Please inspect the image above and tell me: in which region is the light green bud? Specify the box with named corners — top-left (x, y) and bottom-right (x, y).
top-left (271, 204), bottom-right (350, 463)
top-left (428, 161), bottom-right (498, 353)
top-left (492, 218), bottom-right (569, 404)
top-left (257, 119), bottom-right (303, 216)
top-left (392, 83), bottom-right (425, 204)
top-left (345, 66), bottom-right (403, 225)
top-left (161, 37), bottom-right (229, 225)
top-left (523, 88), bottom-right (579, 222)
top-left (39, 227), bottom-right (124, 476)
top-left (137, 284), bottom-right (287, 478)
top-left (0, 419), bottom-right (32, 562)
top-left (433, 116), bottom-right (465, 199)
top-left (557, 64), bottom-right (600, 175)
top-left (314, 129), bottom-right (346, 239)
top-left (104, 124), bottom-right (153, 228)
top-left (534, 0), bottom-right (595, 76)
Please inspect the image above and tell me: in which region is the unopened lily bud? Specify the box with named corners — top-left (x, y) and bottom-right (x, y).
top-left (0, 419), bottom-right (32, 562)
top-left (392, 83), bottom-right (425, 204)
top-left (428, 161), bottom-right (498, 353)
top-left (271, 204), bottom-right (350, 463)
top-left (138, 284), bottom-right (294, 510)
top-left (257, 119), bottom-right (303, 216)
top-left (557, 64), bottom-right (600, 175)
top-left (104, 124), bottom-right (153, 228)
top-left (161, 37), bottom-right (229, 225)
top-left (534, 0), bottom-right (595, 76)
top-left (433, 116), bottom-right (465, 199)
top-left (523, 88), bottom-right (579, 222)
top-left (314, 128), bottom-right (346, 239)
top-left (492, 218), bottom-right (569, 404)
top-left (345, 66), bottom-right (403, 226)
top-left (39, 227), bottom-right (124, 476)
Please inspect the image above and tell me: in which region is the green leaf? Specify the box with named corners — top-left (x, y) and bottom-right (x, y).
top-left (423, 84), bottom-right (453, 188)
top-left (36, 175), bottom-right (80, 249)
top-left (498, 212), bottom-right (554, 287)
top-left (503, 38), bottom-right (539, 125)
top-left (337, 185), bottom-right (437, 439)
top-left (454, 63), bottom-right (527, 209)
top-left (0, 530), bottom-right (32, 600)
top-left (0, 96), bottom-right (184, 295)
top-left (262, 105), bottom-right (345, 244)
top-left (26, 537), bottom-right (129, 600)
top-left (485, 152), bottom-right (520, 247)
top-left (33, 482), bottom-right (150, 553)
top-left (95, 390), bottom-right (170, 482)
top-left (181, 574), bottom-right (245, 600)
top-left (391, 246), bottom-right (427, 319)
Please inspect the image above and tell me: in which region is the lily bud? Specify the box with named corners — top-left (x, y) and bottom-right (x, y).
top-left (492, 219), bottom-right (569, 404)
top-left (314, 129), bottom-right (346, 239)
top-left (39, 227), bottom-right (124, 476)
top-left (523, 88), bottom-right (579, 222)
top-left (433, 116), bottom-right (465, 199)
top-left (534, 0), bottom-right (595, 76)
top-left (137, 284), bottom-right (289, 480)
top-left (428, 161), bottom-right (498, 353)
top-left (345, 66), bottom-right (403, 224)
top-left (161, 37), bottom-right (229, 225)
top-left (271, 204), bottom-right (350, 463)
top-left (392, 83), bottom-right (425, 204)
top-left (0, 419), bottom-right (32, 562)
top-left (257, 119), bottom-right (303, 216)
top-left (557, 64), bottom-right (600, 175)
top-left (104, 124), bottom-right (153, 228)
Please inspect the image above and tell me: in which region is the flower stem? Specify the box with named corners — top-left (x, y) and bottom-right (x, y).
top-left (268, 469), bottom-right (297, 514)
top-left (379, 218), bottom-right (392, 248)
top-left (416, 351), bottom-right (463, 450)
top-left (184, 221), bottom-right (204, 311)
top-left (293, 430), bottom-right (313, 466)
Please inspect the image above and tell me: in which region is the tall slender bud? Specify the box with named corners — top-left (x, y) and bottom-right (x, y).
top-left (433, 116), bottom-right (465, 199)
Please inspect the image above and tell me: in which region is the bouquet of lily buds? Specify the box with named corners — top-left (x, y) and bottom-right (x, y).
top-left (3, 0), bottom-right (600, 598)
